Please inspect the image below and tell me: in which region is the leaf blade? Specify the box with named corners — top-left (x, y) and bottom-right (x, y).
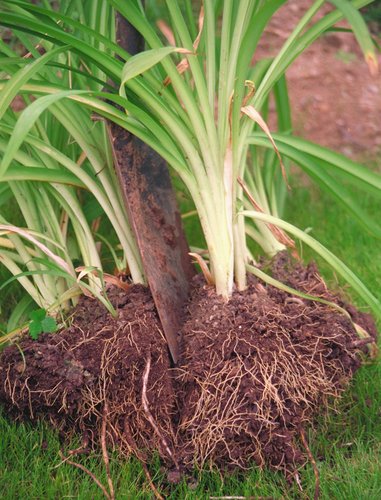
top-left (119, 46), bottom-right (191, 90)
top-left (240, 210), bottom-right (381, 320)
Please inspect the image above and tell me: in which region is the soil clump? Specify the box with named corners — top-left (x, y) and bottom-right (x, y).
top-left (176, 256), bottom-right (377, 474)
top-left (0, 258), bottom-right (377, 476)
top-left (0, 285), bottom-right (177, 464)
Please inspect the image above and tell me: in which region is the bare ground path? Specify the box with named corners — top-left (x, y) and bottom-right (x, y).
top-left (258, 0), bottom-right (381, 162)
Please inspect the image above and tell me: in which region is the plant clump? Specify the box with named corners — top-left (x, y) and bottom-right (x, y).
top-left (0, 257), bottom-right (376, 479)
top-left (0, 0), bottom-right (380, 491)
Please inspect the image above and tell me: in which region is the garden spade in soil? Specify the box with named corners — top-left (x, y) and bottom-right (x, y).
top-left (108, 13), bottom-right (194, 363)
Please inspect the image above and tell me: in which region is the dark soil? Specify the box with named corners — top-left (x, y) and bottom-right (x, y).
top-left (0, 259), bottom-right (377, 477)
top-left (176, 256), bottom-right (377, 474)
top-left (0, 285), bottom-right (177, 464)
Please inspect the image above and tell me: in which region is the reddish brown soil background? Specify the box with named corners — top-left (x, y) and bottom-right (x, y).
top-left (258, 0), bottom-right (381, 162)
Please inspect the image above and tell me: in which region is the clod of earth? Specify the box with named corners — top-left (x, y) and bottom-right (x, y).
top-left (0, 256), bottom-right (377, 478)
top-left (0, 285), bottom-right (177, 466)
top-left (176, 255), bottom-right (377, 474)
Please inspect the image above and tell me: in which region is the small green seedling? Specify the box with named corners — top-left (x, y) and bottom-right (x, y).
top-left (29, 309), bottom-right (57, 340)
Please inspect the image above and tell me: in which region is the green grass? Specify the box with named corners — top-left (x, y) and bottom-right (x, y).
top-left (1, 181), bottom-right (381, 499)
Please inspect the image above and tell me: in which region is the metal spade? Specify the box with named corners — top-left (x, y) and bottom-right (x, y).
top-left (107, 13), bottom-right (194, 363)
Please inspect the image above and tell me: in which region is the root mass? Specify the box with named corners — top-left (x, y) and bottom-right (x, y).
top-left (0, 258), bottom-right (377, 477)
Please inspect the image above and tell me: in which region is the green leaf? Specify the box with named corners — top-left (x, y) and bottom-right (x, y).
top-left (29, 320), bottom-right (43, 340)
top-left (257, 133), bottom-right (381, 193)
top-left (0, 224), bottom-right (74, 275)
top-left (119, 46), bottom-right (190, 92)
top-left (248, 133), bottom-right (381, 237)
top-left (1, 166), bottom-right (86, 188)
top-left (0, 56), bottom-right (113, 89)
top-left (41, 316), bottom-right (57, 333)
top-left (328, 0), bottom-right (378, 75)
top-left (0, 45), bottom-right (69, 122)
top-left (7, 295), bottom-right (34, 333)
top-left (29, 308), bottom-right (46, 322)
top-left (0, 89), bottom-right (89, 179)
top-left (0, 11), bottom-right (122, 79)
top-left (0, 269), bottom-right (71, 294)
top-left (241, 210), bottom-right (381, 321)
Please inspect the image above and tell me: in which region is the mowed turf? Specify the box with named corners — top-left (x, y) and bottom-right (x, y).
top-left (0, 182), bottom-right (381, 499)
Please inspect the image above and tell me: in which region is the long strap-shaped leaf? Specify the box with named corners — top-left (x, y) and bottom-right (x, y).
top-left (0, 166), bottom-right (85, 187)
top-left (329, 0), bottom-right (378, 74)
top-left (248, 133), bottom-right (381, 193)
top-left (0, 90), bottom-right (86, 178)
top-left (0, 45), bottom-right (68, 120)
top-left (240, 210), bottom-right (381, 320)
top-left (248, 133), bottom-right (381, 238)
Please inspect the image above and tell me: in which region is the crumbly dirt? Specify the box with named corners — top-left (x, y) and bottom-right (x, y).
top-left (257, 0), bottom-right (381, 162)
top-left (0, 259), bottom-right (377, 477)
top-left (176, 255), bottom-right (377, 474)
top-left (0, 285), bottom-right (177, 465)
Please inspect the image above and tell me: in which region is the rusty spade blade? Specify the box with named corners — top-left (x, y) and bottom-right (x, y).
top-left (107, 13), bottom-right (194, 363)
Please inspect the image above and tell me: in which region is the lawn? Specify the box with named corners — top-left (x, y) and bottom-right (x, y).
top-left (1, 179), bottom-right (380, 500)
